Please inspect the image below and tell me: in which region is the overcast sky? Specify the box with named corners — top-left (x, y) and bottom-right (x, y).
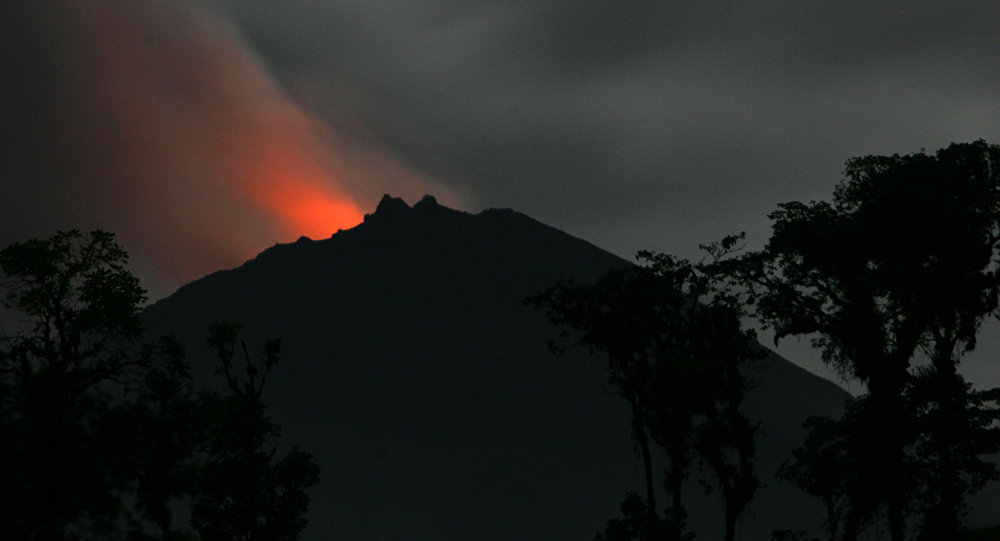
top-left (4, 0), bottom-right (1000, 388)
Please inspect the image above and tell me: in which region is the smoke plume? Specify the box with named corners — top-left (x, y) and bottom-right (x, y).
top-left (2, 0), bottom-right (459, 300)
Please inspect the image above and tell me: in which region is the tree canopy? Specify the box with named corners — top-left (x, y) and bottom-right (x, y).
top-left (529, 249), bottom-right (762, 541)
top-left (724, 140), bottom-right (1000, 540)
top-left (0, 230), bottom-right (320, 541)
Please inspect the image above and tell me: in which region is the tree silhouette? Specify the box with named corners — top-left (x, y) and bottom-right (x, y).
top-left (127, 336), bottom-right (206, 540)
top-left (777, 411), bottom-right (861, 541)
top-left (191, 321), bottom-right (320, 541)
top-left (594, 492), bottom-right (693, 541)
top-left (724, 141), bottom-right (1000, 540)
top-left (908, 367), bottom-right (1000, 539)
top-left (0, 230), bottom-right (320, 540)
top-left (529, 248), bottom-right (761, 541)
top-left (0, 230), bottom-right (148, 539)
top-left (529, 266), bottom-right (675, 516)
top-left (647, 249), bottom-right (762, 541)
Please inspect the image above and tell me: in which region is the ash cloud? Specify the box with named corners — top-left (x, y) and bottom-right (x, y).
top-left (5, 0), bottom-right (1000, 387)
top-left (1, 0), bottom-right (460, 300)
top-left (214, 0), bottom-right (1000, 259)
top-left (203, 0), bottom-right (1000, 387)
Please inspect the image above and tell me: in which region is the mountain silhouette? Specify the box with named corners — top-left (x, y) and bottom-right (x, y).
top-left (142, 194), bottom-right (855, 539)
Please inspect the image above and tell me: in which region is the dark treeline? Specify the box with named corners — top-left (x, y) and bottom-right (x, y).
top-left (528, 244), bottom-right (763, 541)
top-left (0, 230), bottom-right (319, 540)
top-left (4, 141), bottom-right (1000, 541)
top-left (531, 140), bottom-right (1000, 541)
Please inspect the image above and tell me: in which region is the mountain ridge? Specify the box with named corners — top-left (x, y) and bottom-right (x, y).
top-left (142, 194), bottom-right (855, 539)
top-left (153, 194), bottom-right (615, 307)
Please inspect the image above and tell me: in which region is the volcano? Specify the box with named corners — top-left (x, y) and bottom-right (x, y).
top-left (142, 195), bottom-right (854, 539)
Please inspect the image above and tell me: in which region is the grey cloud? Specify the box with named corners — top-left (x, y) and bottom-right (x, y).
top-left (215, 0), bottom-right (1000, 202)
top-left (207, 0), bottom-right (1000, 389)
top-left (6, 0), bottom-right (1000, 384)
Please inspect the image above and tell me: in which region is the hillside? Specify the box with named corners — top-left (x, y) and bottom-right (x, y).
top-left (143, 194), bottom-right (852, 539)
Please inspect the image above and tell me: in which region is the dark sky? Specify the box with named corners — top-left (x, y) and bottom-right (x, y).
top-left (3, 0), bottom-right (1000, 388)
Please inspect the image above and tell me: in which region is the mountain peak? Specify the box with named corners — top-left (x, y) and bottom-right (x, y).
top-left (366, 194), bottom-right (410, 221)
top-left (413, 194), bottom-right (439, 209)
top-left (362, 194), bottom-right (460, 228)
top-left (141, 196), bottom-right (858, 541)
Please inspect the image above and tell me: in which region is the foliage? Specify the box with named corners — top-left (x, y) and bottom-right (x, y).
top-left (0, 230), bottom-right (320, 540)
top-left (529, 248), bottom-right (762, 541)
top-left (191, 322), bottom-right (320, 541)
top-left (594, 493), bottom-right (695, 541)
top-left (908, 368), bottom-right (1000, 540)
top-left (0, 230), bottom-right (149, 538)
top-left (126, 336), bottom-right (205, 539)
top-left (723, 141), bottom-right (1000, 540)
top-left (777, 412), bottom-right (863, 541)
top-left (771, 530), bottom-right (820, 541)
top-left (528, 265), bottom-right (686, 513)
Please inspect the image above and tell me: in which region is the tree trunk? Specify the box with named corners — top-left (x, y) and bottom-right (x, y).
top-left (841, 508), bottom-right (861, 541)
top-left (871, 372), bottom-right (908, 541)
top-left (921, 354), bottom-right (963, 540)
top-left (671, 478), bottom-right (683, 524)
top-left (665, 445), bottom-right (686, 526)
top-left (637, 422), bottom-right (656, 513)
top-left (630, 394), bottom-right (656, 513)
top-left (888, 498), bottom-right (904, 541)
top-left (824, 494), bottom-right (839, 541)
top-left (724, 502), bottom-right (737, 541)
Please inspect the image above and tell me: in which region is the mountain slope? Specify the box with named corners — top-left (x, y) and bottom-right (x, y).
top-left (143, 195), bottom-right (851, 540)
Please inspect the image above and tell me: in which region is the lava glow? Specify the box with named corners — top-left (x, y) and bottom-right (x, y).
top-left (224, 113), bottom-right (368, 239)
top-left (54, 0), bottom-right (372, 286)
top-left (249, 179), bottom-right (364, 239)
top-left (23, 0), bottom-right (459, 298)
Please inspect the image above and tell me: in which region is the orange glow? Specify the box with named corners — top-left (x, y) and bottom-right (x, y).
top-left (249, 179), bottom-right (364, 239)
top-left (232, 126), bottom-right (366, 240)
top-left (57, 0), bottom-right (459, 295)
